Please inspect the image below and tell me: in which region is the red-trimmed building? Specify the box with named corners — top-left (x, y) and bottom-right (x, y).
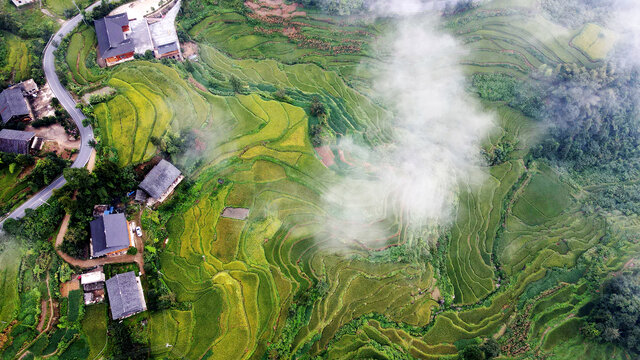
top-left (94, 13), bottom-right (135, 67)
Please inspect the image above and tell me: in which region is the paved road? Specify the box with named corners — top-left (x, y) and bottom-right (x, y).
top-left (1, 5), bottom-right (98, 225)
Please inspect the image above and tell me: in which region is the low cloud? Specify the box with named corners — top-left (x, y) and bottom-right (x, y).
top-left (320, 15), bottom-right (495, 247)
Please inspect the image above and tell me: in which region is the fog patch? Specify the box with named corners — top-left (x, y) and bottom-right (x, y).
top-left (320, 15), bottom-right (495, 247)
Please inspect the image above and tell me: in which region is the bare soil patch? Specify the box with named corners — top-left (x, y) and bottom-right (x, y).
top-left (26, 124), bottom-right (80, 152)
top-left (36, 300), bottom-right (48, 332)
top-left (430, 286), bottom-right (441, 301)
top-left (222, 207), bottom-right (250, 220)
top-left (182, 41), bottom-right (199, 59)
top-left (245, 0), bottom-right (306, 19)
top-left (315, 146), bottom-right (335, 167)
top-left (30, 83), bottom-right (56, 119)
top-left (188, 77), bottom-right (208, 92)
top-left (81, 86), bottom-right (115, 104)
top-left (60, 279), bottom-right (80, 298)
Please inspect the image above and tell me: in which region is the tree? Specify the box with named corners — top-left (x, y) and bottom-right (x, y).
top-left (480, 339), bottom-right (500, 358)
top-left (229, 75), bottom-right (245, 93)
top-left (310, 96), bottom-right (326, 117)
top-left (127, 246), bottom-right (138, 255)
top-left (459, 344), bottom-right (484, 360)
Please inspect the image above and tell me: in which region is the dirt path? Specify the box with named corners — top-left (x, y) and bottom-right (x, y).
top-left (18, 274), bottom-right (56, 359)
top-left (36, 300), bottom-right (48, 332)
top-left (87, 149), bottom-right (97, 172)
top-left (54, 214), bottom-right (145, 274)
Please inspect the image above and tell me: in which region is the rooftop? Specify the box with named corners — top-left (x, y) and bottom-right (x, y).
top-left (139, 159), bottom-right (181, 199)
top-left (105, 271), bottom-right (147, 320)
top-left (90, 213), bottom-right (130, 257)
top-left (0, 129), bottom-right (35, 142)
top-left (94, 13), bottom-right (135, 59)
top-left (80, 270), bottom-right (105, 285)
top-left (0, 88), bottom-right (29, 124)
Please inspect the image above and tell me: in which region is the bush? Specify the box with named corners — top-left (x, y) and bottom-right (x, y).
top-left (127, 246), bottom-right (138, 255)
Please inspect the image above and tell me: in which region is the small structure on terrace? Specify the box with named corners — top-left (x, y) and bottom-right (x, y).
top-left (89, 213), bottom-right (133, 258)
top-left (0, 129), bottom-right (36, 154)
top-left (0, 87), bottom-right (31, 124)
top-left (94, 13), bottom-right (135, 66)
top-left (10, 79), bottom-right (39, 97)
top-left (105, 271), bottom-right (147, 320)
top-left (11, 0), bottom-right (35, 7)
top-left (80, 268), bottom-right (106, 305)
top-left (138, 159), bottom-right (183, 205)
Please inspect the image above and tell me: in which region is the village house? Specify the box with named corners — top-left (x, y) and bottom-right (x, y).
top-left (105, 271), bottom-right (147, 320)
top-left (0, 87), bottom-right (31, 124)
top-left (80, 268), bottom-right (106, 305)
top-left (0, 129), bottom-right (36, 155)
top-left (94, 13), bottom-right (135, 66)
top-left (138, 159), bottom-right (183, 205)
top-left (89, 213), bottom-right (134, 258)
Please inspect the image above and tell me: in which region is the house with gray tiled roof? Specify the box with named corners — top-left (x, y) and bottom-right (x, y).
top-left (0, 87), bottom-right (31, 124)
top-left (0, 129), bottom-right (36, 154)
top-left (138, 159), bottom-right (183, 204)
top-left (105, 271), bottom-right (146, 320)
top-left (94, 13), bottom-right (135, 66)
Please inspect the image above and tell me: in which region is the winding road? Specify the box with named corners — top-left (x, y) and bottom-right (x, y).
top-left (1, 5), bottom-right (98, 225)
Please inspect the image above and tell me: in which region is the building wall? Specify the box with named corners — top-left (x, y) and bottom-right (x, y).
top-left (0, 138), bottom-right (32, 154)
top-left (158, 50), bottom-right (180, 60)
top-left (105, 52), bottom-right (135, 67)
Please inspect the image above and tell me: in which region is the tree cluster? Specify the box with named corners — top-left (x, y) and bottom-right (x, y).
top-left (54, 160), bottom-right (136, 258)
top-left (473, 64), bottom-right (640, 171)
top-left (588, 274), bottom-right (640, 355)
top-left (26, 153), bottom-right (69, 189)
top-left (541, 0), bottom-right (614, 28)
top-left (150, 129), bottom-right (196, 159)
top-left (535, 64), bottom-right (640, 170)
top-left (458, 339), bottom-right (500, 360)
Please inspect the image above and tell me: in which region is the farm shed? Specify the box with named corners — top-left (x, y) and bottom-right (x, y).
top-left (95, 13), bottom-right (135, 66)
top-left (138, 159), bottom-right (183, 203)
top-left (89, 213), bottom-right (133, 258)
top-left (0, 129), bottom-right (35, 154)
top-left (105, 271), bottom-right (147, 320)
top-left (0, 88), bottom-right (31, 124)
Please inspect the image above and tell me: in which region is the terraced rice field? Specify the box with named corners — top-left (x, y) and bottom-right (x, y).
top-left (448, 0), bottom-right (599, 78)
top-left (571, 23), bottom-right (618, 61)
top-left (93, 61), bottom-right (219, 165)
top-left (187, 9), bottom-right (382, 86)
top-left (0, 31), bottom-right (31, 84)
top-left (88, 0), bottom-right (639, 358)
top-left (65, 26), bottom-right (105, 85)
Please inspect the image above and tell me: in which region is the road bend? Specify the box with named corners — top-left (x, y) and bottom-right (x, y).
top-left (1, 4), bottom-right (100, 225)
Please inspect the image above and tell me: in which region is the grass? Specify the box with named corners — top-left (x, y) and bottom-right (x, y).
top-left (0, 31), bottom-right (31, 85)
top-left (81, 304), bottom-right (107, 359)
top-left (0, 244), bottom-right (22, 330)
top-left (45, 0), bottom-right (91, 18)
